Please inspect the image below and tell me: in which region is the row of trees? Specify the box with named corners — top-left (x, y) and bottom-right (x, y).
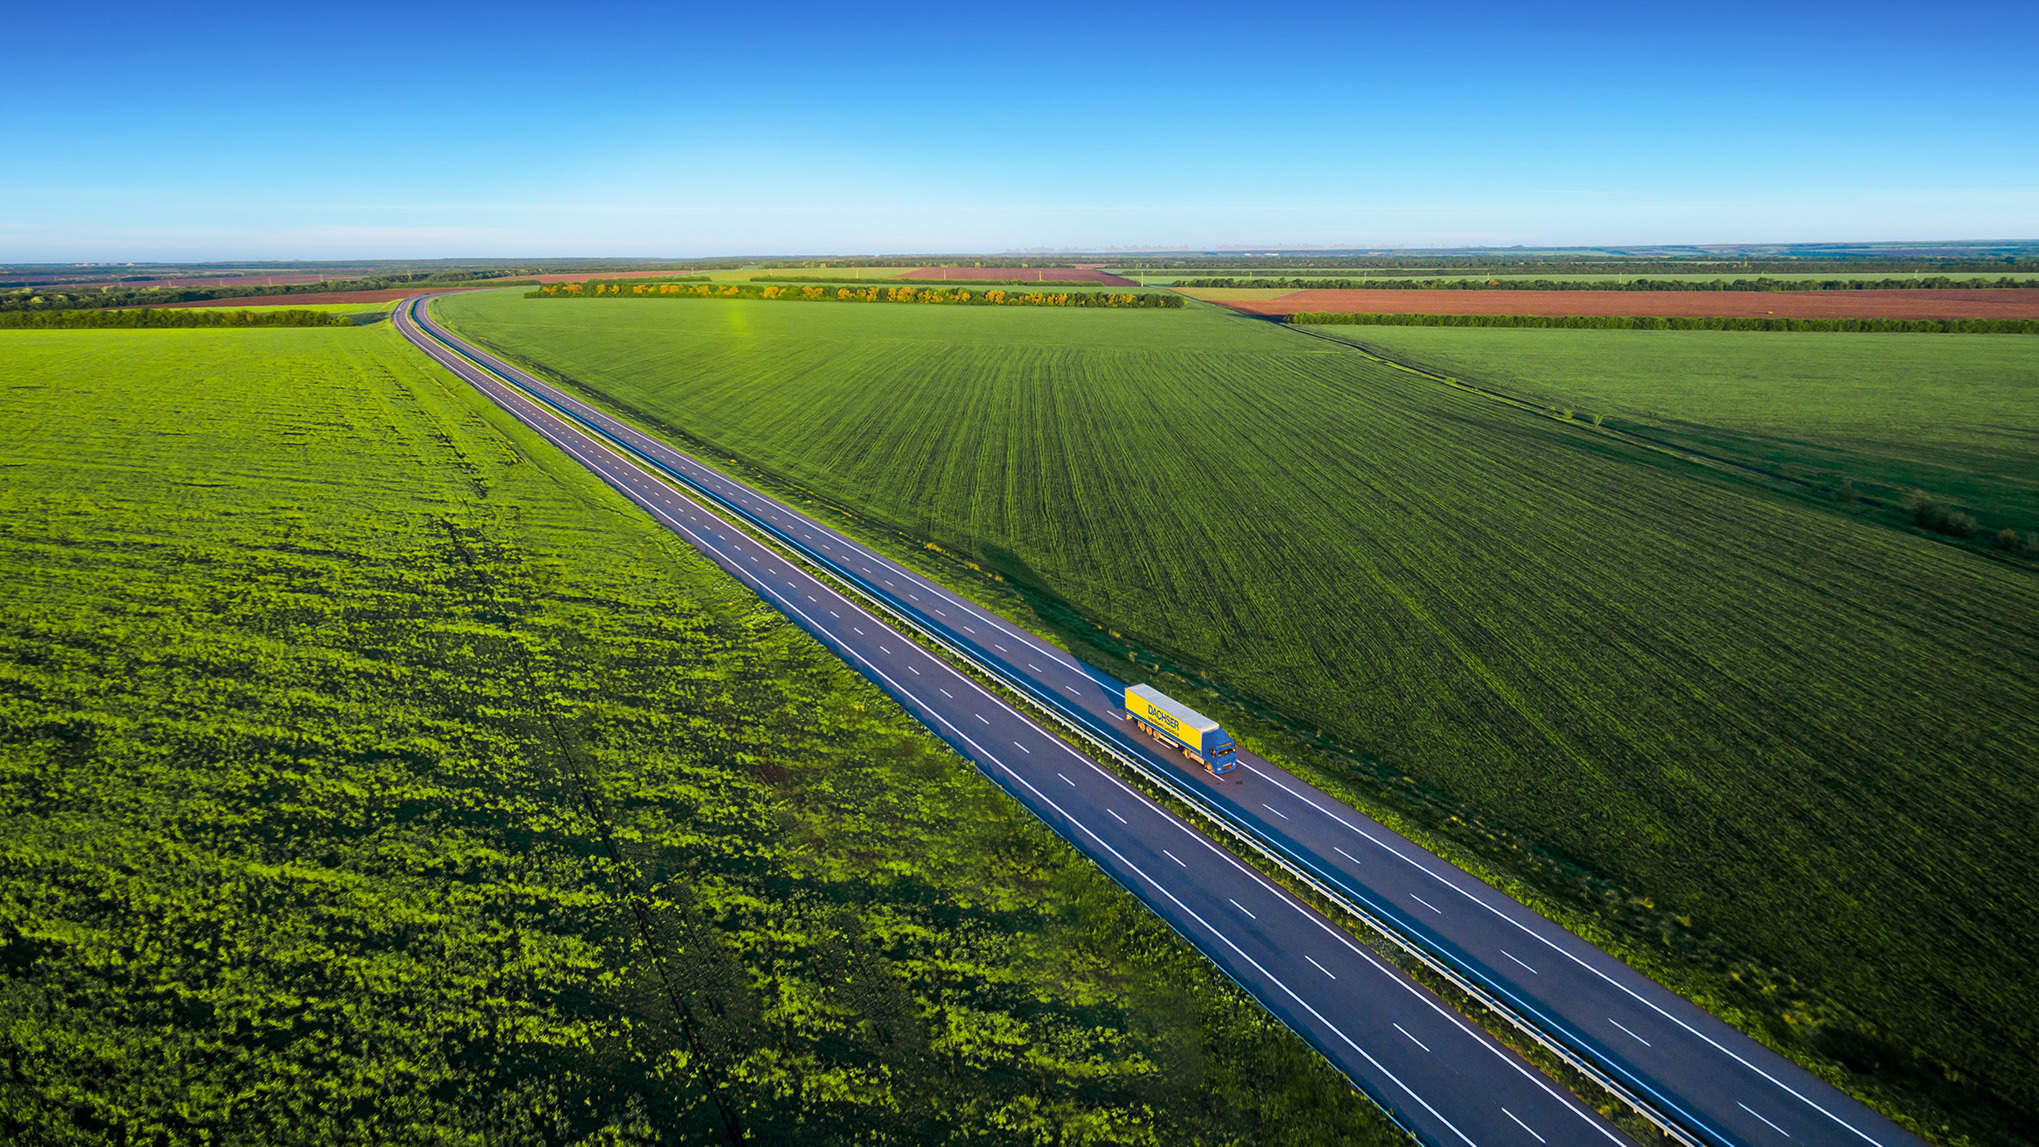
top-left (0, 307), bottom-right (353, 328)
top-left (532, 280), bottom-right (1185, 308)
top-left (751, 274), bottom-right (1104, 286)
top-left (0, 269), bottom-right (527, 313)
top-left (1287, 312), bottom-right (2039, 334)
top-left (1182, 276), bottom-right (2038, 291)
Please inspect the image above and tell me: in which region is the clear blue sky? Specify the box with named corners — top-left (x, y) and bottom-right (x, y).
top-left (4, 1), bottom-right (2033, 260)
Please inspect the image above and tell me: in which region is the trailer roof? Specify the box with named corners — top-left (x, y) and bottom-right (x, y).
top-left (1128, 684), bottom-right (1221, 734)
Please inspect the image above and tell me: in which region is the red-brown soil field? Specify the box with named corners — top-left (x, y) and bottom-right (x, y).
top-left (904, 266), bottom-right (1138, 285)
top-left (160, 287), bottom-right (491, 308)
top-left (1197, 287), bottom-right (2039, 320)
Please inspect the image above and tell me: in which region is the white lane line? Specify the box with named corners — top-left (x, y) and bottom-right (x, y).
top-left (1227, 898), bottom-right (1257, 921)
top-left (1411, 894), bottom-right (1442, 915)
top-left (935, 608), bottom-right (946, 616)
top-left (1107, 808), bottom-right (1128, 825)
top-left (906, 664), bottom-right (919, 675)
top-left (1261, 802), bottom-right (1290, 821)
top-left (1244, 766), bottom-right (1857, 1146)
top-left (880, 647), bottom-right (892, 656)
top-left (1028, 663), bottom-right (1042, 672)
top-left (1305, 955), bottom-right (1337, 980)
top-left (1739, 1102), bottom-right (1792, 1138)
top-left (1064, 685), bottom-right (1082, 696)
top-left (1058, 772), bottom-right (1075, 787)
top-left (995, 643), bottom-right (1008, 652)
top-left (1394, 1023), bottom-right (1431, 1053)
top-left (804, 594), bottom-right (817, 603)
top-left (1610, 1019), bottom-right (1652, 1047)
top-left (963, 625), bottom-right (976, 633)
top-left (973, 713), bottom-right (989, 725)
top-left (1334, 845), bottom-right (1361, 863)
top-left (939, 687), bottom-right (954, 699)
top-left (1503, 1108), bottom-right (1547, 1143)
top-left (1012, 741), bottom-right (1032, 754)
top-left (828, 610), bottom-right (840, 619)
top-left (853, 626), bottom-right (866, 635)
top-left (1163, 849), bottom-right (1186, 867)
top-left (1502, 950), bottom-right (1539, 975)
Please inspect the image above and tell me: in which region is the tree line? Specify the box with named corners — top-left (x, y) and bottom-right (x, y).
top-left (1182, 276), bottom-right (2038, 291)
top-left (0, 269), bottom-right (532, 313)
top-left (0, 308), bottom-right (354, 328)
top-left (532, 281), bottom-right (1184, 308)
top-left (1286, 312), bottom-right (2039, 334)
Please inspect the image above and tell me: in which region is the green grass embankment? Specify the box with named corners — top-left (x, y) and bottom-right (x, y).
top-left (0, 323), bottom-right (1398, 1145)
top-left (435, 290), bottom-right (2039, 1145)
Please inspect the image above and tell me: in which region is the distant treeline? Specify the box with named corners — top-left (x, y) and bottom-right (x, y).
top-left (533, 280), bottom-right (1184, 308)
top-left (1286, 312), bottom-right (2039, 334)
top-left (1, 268), bottom-right (524, 313)
top-left (1184, 276), bottom-right (2039, 292)
top-left (751, 274), bottom-right (1105, 286)
top-left (0, 308), bottom-right (353, 329)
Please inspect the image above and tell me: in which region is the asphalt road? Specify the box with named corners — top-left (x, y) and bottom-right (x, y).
top-left (398, 295), bottom-right (1924, 1147)
top-left (395, 297), bottom-right (1627, 1145)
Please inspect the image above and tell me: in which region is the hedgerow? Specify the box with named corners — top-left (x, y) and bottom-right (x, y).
top-left (532, 280), bottom-right (1184, 308)
top-left (0, 307), bottom-right (352, 328)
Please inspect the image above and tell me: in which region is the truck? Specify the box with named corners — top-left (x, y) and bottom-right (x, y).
top-left (1124, 684), bottom-right (1240, 775)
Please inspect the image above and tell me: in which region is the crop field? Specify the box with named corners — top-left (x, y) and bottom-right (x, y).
top-left (436, 289), bottom-right (2039, 1140)
top-left (0, 324), bottom-right (1396, 1144)
top-left (1184, 286), bottom-right (2039, 319)
top-left (1303, 323), bottom-right (2039, 536)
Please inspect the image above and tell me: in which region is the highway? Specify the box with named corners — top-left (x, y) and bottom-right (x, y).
top-left (397, 295), bottom-right (1922, 1147)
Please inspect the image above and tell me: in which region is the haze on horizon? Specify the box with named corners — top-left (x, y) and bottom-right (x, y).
top-left (5, 0), bottom-right (2034, 262)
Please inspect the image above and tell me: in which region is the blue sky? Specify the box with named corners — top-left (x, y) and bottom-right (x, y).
top-left (4, 1), bottom-right (2034, 260)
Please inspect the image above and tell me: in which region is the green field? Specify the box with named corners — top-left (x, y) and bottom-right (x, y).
top-left (1304, 324), bottom-right (2039, 536)
top-left (0, 324), bottom-right (1398, 1145)
top-left (437, 289), bottom-right (2039, 1141)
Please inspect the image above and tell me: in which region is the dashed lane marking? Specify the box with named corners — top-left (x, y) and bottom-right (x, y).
top-left (1503, 1108), bottom-right (1547, 1144)
top-left (1395, 1023), bottom-right (1431, 1053)
top-left (1738, 1102), bottom-right (1791, 1139)
top-left (1610, 1019), bottom-right (1652, 1048)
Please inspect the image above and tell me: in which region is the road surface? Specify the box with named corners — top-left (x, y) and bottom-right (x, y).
top-left (398, 295), bottom-right (1923, 1147)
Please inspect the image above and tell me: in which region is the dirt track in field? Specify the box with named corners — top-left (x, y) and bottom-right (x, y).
top-left (1190, 287), bottom-right (2039, 320)
top-left (904, 266), bottom-right (1138, 285)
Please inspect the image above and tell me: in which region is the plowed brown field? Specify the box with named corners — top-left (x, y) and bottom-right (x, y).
top-left (904, 266), bottom-right (1137, 285)
top-left (161, 287), bottom-right (490, 308)
top-left (1192, 287), bottom-right (2039, 320)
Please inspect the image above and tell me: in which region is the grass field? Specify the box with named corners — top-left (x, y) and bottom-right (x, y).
top-left (438, 289), bottom-right (2039, 1143)
top-left (1302, 324), bottom-right (2039, 536)
top-left (0, 323), bottom-right (1399, 1145)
